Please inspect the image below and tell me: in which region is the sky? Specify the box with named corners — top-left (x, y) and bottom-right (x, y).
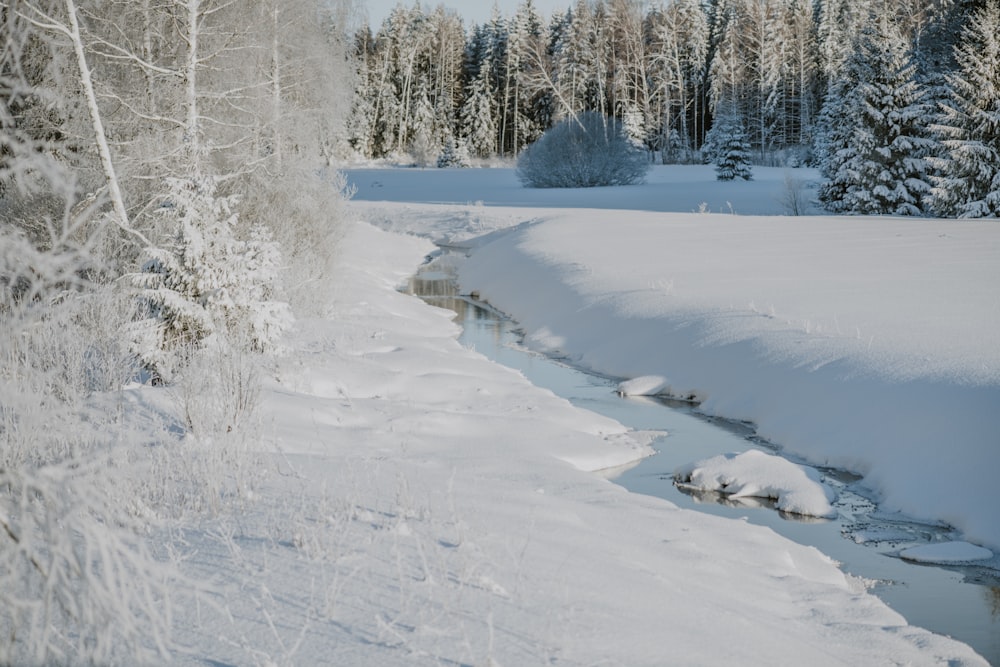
top-left (360, 0), bottom-right (576, 28)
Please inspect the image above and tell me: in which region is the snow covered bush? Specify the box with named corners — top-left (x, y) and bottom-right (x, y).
top-left (0, 463), bottom-right (173, 665)
top-left (516, 111), bottom-right (650, 188)
top-left (928, 0), bottom-right (1000, 218)
top-left (780, 170), bottom-right (810, 215)
top-left (238, 167), bottom-right (349, 317)
top-left (0, 226), bottom-right (173, 665)
top-left (131, 175), bottom-right (292, 378)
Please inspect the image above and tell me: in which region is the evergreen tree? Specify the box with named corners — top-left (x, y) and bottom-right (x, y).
top-left (437, 136), bottom-right (472, 167)
top-left (818, 17), bottom-right (933, 215)
top-left (460, 54), bottom-right (499, 157)
top-left (928, 0), bottom-right (1000, 218)
top-left (814, 75), bottom-right (855, 207)
top-left (707, 110), bottom-right (753, 180)
top-left (131, 175), bottom-right (291, 377)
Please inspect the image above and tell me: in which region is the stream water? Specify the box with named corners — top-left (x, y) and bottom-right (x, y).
top-left (405, 254), bottom-right (1000, 665)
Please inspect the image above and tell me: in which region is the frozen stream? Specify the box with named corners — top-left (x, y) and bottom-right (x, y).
top-left (406, 253), bottom-right (1000, 665)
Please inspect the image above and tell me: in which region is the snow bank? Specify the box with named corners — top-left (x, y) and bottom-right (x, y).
top-left (456, 210), bottom-right (1000, 549)
top-left (675, 450), bottom-right (837, 518)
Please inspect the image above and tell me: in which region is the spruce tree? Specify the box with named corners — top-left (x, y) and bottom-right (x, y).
top-left (814, 75), bottom-right (855, 210)
top-left (460, 57), bottom-right (499, 157)
top-left (928, 0), bottom-right (1000, 218)
top-left (708, 110), bottom-right (753, 180)
top-left (131, 176), bottom-right (291, 378)
top-left (818, 17), bottom-right (933, 215)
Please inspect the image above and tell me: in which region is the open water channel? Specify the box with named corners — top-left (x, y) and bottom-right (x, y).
top-left (406, 252), bottom-right (1000, 665)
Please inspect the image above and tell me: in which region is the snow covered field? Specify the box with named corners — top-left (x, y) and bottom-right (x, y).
top-left (122, 163), bottom-right (995, 664)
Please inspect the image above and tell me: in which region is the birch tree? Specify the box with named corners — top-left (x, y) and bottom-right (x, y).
top-left (1, 10), bottom-right (175, 662)
top-left (648, 0), bottom-right (709, 160)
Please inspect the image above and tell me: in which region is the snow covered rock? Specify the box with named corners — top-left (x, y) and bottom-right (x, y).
top-left (675, 449), bottom-right (836, 518)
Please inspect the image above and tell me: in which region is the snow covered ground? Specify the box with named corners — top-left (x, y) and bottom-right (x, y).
top-left (153, 210), bottom-right (987, 665)
top-left (118, 163), bottom-right (999, 664)
top-left (348, 164), bottom-right (1000, 552)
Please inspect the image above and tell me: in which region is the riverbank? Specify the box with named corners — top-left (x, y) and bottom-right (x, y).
top-left (346, 165), bottom-right (1000, 551)
top-left (455, 211), bottom-right (1000, 550)
top-left (175, 218), bottom-right (982, 665)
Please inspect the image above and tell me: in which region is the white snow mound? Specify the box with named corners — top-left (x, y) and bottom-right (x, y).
top-left (675, 449), bottom-right (836, 518)
top-left (617, 375), bottom-right (672, 396)
top-left (899, 542), bottom-right (993, 564)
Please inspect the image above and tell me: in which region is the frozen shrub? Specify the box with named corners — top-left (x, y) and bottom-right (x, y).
top-left (238, 167), bottom-right (349, 318)
top-left (0, 463), bottom-right (173, 665)
top-left (516, 111), bottom-right (650, 188)
top-left (0, 226), bottom-right (173, 665)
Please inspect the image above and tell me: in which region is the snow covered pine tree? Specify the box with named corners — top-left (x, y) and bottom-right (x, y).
top-left (929, 0), bottom-right (1000, 218)
top-left (818, 16), bottom-right (932, 215)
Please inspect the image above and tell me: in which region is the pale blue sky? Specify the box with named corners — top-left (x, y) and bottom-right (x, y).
top-left (361, 0), bottom-right (574, 28)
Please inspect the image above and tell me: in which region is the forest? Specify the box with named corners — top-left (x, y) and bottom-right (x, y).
top-left (349, 0), bottom-right (999, 217)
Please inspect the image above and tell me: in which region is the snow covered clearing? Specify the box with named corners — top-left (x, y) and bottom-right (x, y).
top-left (675, 449), bottom-right (837, 518)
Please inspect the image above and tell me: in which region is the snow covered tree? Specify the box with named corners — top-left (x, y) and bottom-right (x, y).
top-left (817, 17), bottom-right (933, 215)
top-left (0, 14), bottom-right (175, 662)
top-left (437, 135), bottom-right (471, 167)
top-left (707, 109), bottom-right (754, 180)
top-left (772, 0), bottom-right (821, 153)
top-left (608, 0), bottom-right (651, 149)
top-left (461, 53), bottom-right (499, 157)
top-left (647, 0), bottom-right (710, 161)
top-left (131, 175), bottom-right (291, 378)
top-left (928, 0), bottom-right (1000, 218)
top-left (504, 0), bottom-right (546, 154)
top-left (516, 111), bottom-right (649, 187)
top-left (551, 1), bottom-right (605, 117)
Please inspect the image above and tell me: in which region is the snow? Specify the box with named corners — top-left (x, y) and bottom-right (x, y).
top-left (617, 374), bottom-right (673, 396)
top-left (348, 164), bottom-right (1000, 552)
top-left (123, 213), bottom-right (979, 665)
top-left (899, 542), bottom-right (994, 564)
top-left (159, 211), bottom-right (986, 666)
top-left (675, 449), bottom-right (837, 518)
top-left (108, 162), bottom-right (1000, 664)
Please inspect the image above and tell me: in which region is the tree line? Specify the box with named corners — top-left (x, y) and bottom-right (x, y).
top-left (348, 0), bottom-right (999, 217)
